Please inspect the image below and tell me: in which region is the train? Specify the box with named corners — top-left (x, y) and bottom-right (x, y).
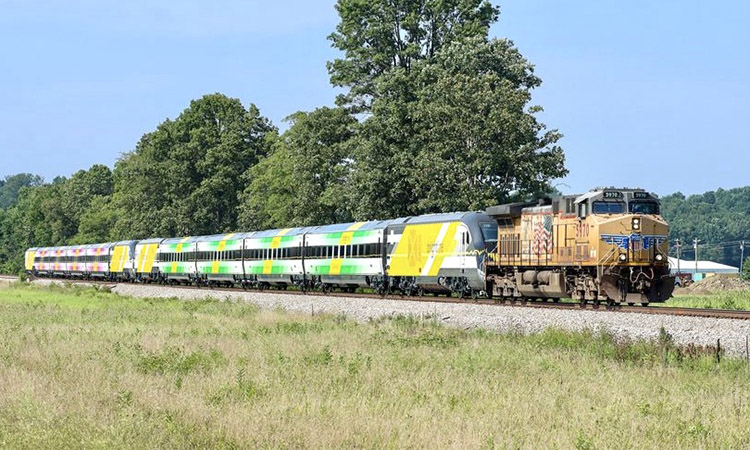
top-left (24, 187), bottom-right (675, 305)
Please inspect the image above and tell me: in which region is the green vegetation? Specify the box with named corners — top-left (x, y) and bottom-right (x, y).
top-left (0, 173), bottom-right (43, 209)
top-left (665, 290), bottom-right (750, 310)
top-left (0, 0), bottom-right (565, 273)
top-left (661, 186), bottom-right (750, 268)
top-left (2, 283), bottom-right (750, 447)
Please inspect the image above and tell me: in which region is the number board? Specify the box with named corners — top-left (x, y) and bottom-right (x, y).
top-left (603, 191), bottom-right (622, 199)
top-left (633, 192), bottom-right (650, 199)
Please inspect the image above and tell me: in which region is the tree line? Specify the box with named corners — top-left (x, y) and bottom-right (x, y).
top-left (660, 188), bottom-right (750, 273)
top-left (0, 0), bottom-right (567, 273)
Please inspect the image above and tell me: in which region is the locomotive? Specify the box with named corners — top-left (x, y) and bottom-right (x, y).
top-left (485, 187), bottom-right (674, 304)
top-left (24, 187), bottom-right (675, 304)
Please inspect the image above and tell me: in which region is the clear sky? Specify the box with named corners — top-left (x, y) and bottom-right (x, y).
top-left (1, 0), bottom-right (748, 197)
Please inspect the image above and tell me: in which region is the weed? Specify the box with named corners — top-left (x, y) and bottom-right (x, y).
top-left (135, 346), bottom-right (226, 375)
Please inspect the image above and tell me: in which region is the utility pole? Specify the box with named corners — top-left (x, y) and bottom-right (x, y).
top-left (675, 239), bottom-right (681, 274)
top-left (693, 239), bottom-right (700, 277)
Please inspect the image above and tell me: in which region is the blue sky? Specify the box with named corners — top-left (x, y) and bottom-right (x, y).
top-left (0, 0), bottom-right (748, 197)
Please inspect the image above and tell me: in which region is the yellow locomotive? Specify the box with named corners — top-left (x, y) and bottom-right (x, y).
top-left (485, 187), bottom-right (675, 305)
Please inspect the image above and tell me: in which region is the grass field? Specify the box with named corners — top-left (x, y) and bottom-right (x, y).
top-left (2, 283), bottom-right (750, 448)
top-left (665, 290), bottom-right (750, 310)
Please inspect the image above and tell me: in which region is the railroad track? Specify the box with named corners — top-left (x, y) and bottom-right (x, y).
top-left (7, 275), bottom-right (750, 321)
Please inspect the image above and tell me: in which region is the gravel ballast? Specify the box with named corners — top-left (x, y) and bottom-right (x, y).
top-left (27, 279), bottom-right (750, 357)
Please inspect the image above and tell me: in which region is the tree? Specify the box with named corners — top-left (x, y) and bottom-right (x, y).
top-left (0, 173), bottom-right (43, 209)
top-left (742, 257), bottom-right (750, 280)
top-left (239, 107), bottom-right (357, 229)
top-left (328, 0), bottom-right (498, 111)
top-left (74, 196), bottom-right (117, 244)
top-left (408, 37), bottom-right (565, 211)
top-left (335, 11), bottom-right (567, 218)
top-left (112, 93), bottom-right (276, 238)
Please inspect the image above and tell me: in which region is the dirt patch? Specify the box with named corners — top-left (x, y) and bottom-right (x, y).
top-left (676, 274), bottom-right (750, 295)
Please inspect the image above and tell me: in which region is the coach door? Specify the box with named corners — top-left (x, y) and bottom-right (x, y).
top-left (460, 227), bottom-right (468, 275)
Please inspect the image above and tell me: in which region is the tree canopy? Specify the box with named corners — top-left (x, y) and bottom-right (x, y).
top-left (239, 107), bottom-right (357, 230)
top-left (328, 0), bottom-right (498, 111)
top-left (112, 93), bottom-right (276, 239)
top-left (0, 173), bottom-right (43, 210)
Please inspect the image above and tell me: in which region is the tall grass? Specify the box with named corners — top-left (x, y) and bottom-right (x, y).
top-left (665, 290), bottom-right (750, 310)
top-left (2, 283), bottom-right (750, 448)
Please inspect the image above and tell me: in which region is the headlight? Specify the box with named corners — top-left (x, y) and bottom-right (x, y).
top-left (655, 254), bottom-right (664, 262)
top-left (632, 218), bottom-right (641, 230)
top-left (618, 254), bottom-right (627, 262)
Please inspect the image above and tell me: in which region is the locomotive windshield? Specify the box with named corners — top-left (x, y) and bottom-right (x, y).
top-left (592, 201), bottom-right (625, 214)
top-left (629, 201), bottom-right (660, 215)
top-left (480, 222), bottom-right (498, 243)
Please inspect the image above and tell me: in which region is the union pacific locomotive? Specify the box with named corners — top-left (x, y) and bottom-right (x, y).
top-left (24, 187), bottom-right (674, 304)
top-left (485, 187), bottom-right (674, 305)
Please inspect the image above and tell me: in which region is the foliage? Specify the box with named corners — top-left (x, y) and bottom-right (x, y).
top-left (661, 187), bottom-right (750, 267)
top-left (0, 173), bottom-right (43, 210)
top-left (328, 0), bottom-right (498, 111)
top-left (347, 41), bottom-right (565, 218)
top-left (111, 93), bottom-right (276, 239)
top-left (238, 107), bottom-right (356, 229)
